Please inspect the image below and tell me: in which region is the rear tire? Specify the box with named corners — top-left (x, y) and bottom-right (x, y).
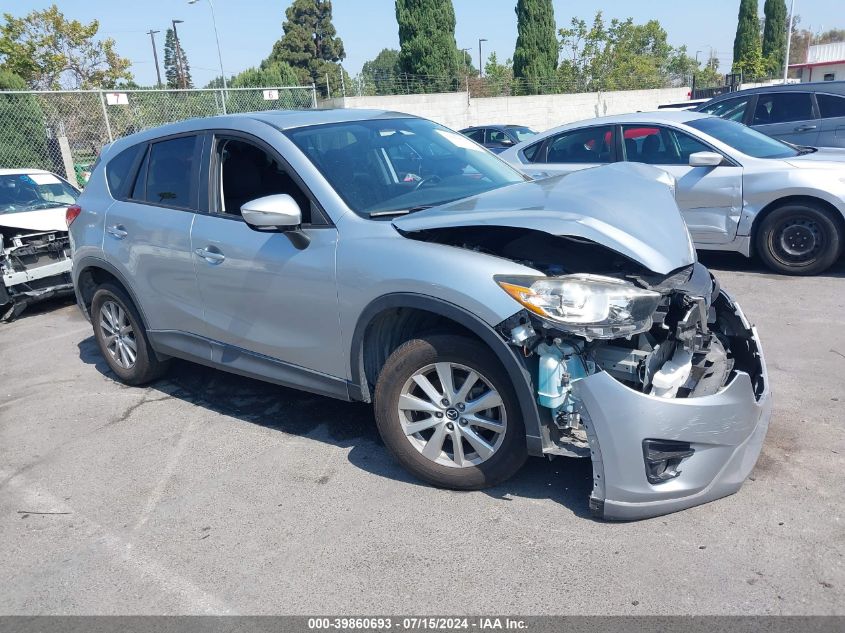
top-left (91, 283), bottom-right (169, 385)
top-left (756, 203), bottom-right (842, 275)
top-left (373, 334), bottom-right (527, 490)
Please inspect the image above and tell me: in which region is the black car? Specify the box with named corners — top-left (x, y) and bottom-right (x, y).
top-left (459, 124), bottom-right (537, 154)
top-left (695, 81), bottom-right (845, 148)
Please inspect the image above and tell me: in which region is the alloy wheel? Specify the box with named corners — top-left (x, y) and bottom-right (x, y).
top-left (397, 362), bottom-right (507, 468)
top-left (99, 300), bottom-right (137, 369)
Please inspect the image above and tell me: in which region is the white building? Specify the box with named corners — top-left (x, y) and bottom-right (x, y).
top-left (790, 42), bottom-right (845, 82)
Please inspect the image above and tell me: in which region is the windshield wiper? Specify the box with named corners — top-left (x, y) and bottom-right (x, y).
top-left (368, 204), bottom-right (436, 218)
top-left (797, 146), bottom-right (818, 155)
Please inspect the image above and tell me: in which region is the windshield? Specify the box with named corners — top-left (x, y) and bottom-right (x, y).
top-left (286, 118), bottom-right (526, 217)
top-left (687, 117), bottom-right (799, 159)
top-left (507, 126), bottom-right (537, 142)
top-left (0, 173), bottom-right (79, 214)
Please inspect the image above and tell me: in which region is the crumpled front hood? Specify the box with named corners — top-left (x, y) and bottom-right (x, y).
top-left (0, 206), bottom-right (68, 233)
top-left (393, 162), bottom-right (695, 275)
top-left (783, 147), bottom-right (845, 169)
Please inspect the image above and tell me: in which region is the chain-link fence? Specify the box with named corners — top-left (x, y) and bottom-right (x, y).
top-left (0, 86), bottom-right (317, 187)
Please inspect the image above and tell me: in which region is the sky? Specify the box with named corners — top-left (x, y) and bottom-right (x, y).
top-left (0, 0), bottom-right (838, 87)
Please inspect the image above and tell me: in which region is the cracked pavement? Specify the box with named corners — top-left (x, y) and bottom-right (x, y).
top-left (0, 252), bottom-right (843, 615)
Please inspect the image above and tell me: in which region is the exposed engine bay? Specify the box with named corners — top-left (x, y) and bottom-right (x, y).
top-left (1, 226), bottom-right (73, 321)
top-left (407, 225), bottom-right (766, 458)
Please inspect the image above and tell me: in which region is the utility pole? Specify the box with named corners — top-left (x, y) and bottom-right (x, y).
top-left (147, 30), bottom-right (163, 88)
top-left (783, 0), bottom-right (796, 82)
top-left (172, 19), bottom-right (186, 89)
top-left (460, 47), bottom-right (471, 76)
top-left (478, 38), bottom-right (487, 78)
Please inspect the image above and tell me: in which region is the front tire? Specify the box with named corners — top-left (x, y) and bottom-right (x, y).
top-left (91, 283), bottom-right (169, 385)
top-left (373, 334), bottom-right (527, 490)
top-left (756, 203), bottom-right (842, 275)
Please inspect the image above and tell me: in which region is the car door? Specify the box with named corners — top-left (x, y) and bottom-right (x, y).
top-left (102, 134), bottom-right (208, 337)
top-left (621, 124), bottom-right (743, 245)
top-left (521, 125), bottom-right (615, 179)
top-left (815, 92), bottom-right (845, 148)
top-left (189, 132), bottom-right (343, 381)
top-left (750, 91), bottom-right (820, 145)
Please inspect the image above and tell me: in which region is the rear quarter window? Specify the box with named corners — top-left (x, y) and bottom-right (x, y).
top-left (521, 141), bottom-right (543, 162)
top-left (818, 93), bottom-right (845, 118)
top-left (105, 144), bottom-right (143, 198)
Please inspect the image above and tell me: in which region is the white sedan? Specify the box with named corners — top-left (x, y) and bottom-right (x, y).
top-left (500, 110), bottom-right (845, 275)
top-left (0, 168), bottom-right (79, 320)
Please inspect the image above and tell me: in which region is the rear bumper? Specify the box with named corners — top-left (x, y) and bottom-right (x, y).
top-left (573, 304), bottom-right (771, 521)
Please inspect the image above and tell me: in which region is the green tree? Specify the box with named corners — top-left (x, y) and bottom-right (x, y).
top-left (695, 54), bottom-right (723, 88)
top-left (264, 0), bottom-right (349, 97)
top-left (0, 4), bottom-right (131, 89)
top-left (0, 70), bottom-right (47, 169)
top-left (762, 0), bottom-right (788, 76)
top-left (361, 48), bottom-right (401, 94)
top-left (163, 28), bottom-right (193, 89)
top-left (732, 0), bottom-right (765, 79)
top-left (395, 0), bottom-right (460, 91)
top-left (557, 12), bottom-right (694, 92)
top-left (513, 0), bottom-right (558, 94)
top-left (484, 52), bottom-right (514, 95)
top-left (230, 62), bottom-right (301, 88)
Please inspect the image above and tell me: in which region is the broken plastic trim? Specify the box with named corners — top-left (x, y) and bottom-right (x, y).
top-left (642, 439), bottom-right (695, 484)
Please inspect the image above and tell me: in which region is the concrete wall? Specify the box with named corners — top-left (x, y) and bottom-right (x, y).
top-left (321, 87), bottom-right (691, 132)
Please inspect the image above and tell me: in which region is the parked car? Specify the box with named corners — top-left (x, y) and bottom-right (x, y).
top-left (694, 81), bottom-right (845, 147)
top-left (70, 110), bottom-right (770, 520)
top-left (0, 169), bottom-right (79, 321)
top-left (500, 110), bottom-right (845, 275)
top-left (459, 124), bottom-right (537, 153)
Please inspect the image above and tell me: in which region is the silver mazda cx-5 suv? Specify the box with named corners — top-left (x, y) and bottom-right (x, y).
top-left (69, 109), bottom-right (772, 520)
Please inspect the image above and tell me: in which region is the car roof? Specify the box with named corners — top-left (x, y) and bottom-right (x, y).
top-left (704, 80), bottom-right (845, 103)
top-left (104, 108), bottom-right (420, 155)
top-left (538, 110), bottom-right (712, 136)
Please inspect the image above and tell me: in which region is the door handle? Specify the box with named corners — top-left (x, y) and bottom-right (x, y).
top-left (194, 247), bottom-right (225, 264)
top-left (106, 225), bottom-right (127, 239)
top-left (794, 125), bottom-right (817, 132)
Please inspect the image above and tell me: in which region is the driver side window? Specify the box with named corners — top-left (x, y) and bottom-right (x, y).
top-left (214, 137), bottom-right (313, 223)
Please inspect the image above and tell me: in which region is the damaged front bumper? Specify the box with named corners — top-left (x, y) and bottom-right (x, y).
top-left (576, 301), bottom-right (771, 520)
top-left (1, 229), bottom-right (73, 321)
top-left (501, 268), bottom-right (771, 520)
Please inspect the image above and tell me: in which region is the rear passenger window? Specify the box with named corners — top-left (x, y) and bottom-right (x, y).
top-left (542, 126), bottom-right (613, 164)
top-left (134, 136), bottom-right (199, 208)
top-left (105, 144), bottom-right (142, 197)
top-left (818, 94), bottom-right (845, 119)
top-left (753, 93), bottom-right (815, 124)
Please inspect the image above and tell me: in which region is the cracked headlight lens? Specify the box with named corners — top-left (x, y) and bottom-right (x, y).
top-left (496, 274), bottom-right (662, 340)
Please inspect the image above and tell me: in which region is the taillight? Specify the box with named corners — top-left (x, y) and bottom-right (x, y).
top-left (66, 204), bottom-right (81, 227)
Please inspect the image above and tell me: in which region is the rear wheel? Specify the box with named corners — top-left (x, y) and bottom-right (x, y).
top-left (91, 283), bottom-right (169, 385)
top-left (373, 334), bottom-right (526, 490)
top-left (756, 202), bottom-right (842, 275)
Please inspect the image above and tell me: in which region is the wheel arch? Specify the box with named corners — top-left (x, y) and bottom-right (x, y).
top-left (74, 257), bottom-right (150, 330)
top-left (750, 194), bottom-right (845, 255)
top-left (350, 293), bottom-right (544, 456)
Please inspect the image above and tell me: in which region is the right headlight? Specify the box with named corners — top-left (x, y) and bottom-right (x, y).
top-left (496, 273), bottom-right (662, 340)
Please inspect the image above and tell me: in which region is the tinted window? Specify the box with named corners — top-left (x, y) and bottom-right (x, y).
top-left (543, 126), bottom-right (613, 164)
top-left (105, 144), bottom-right (142, 197)
top-left (521, 141), bottom-right (543, 162)
top-left (622, 126), bottom-right (710, 165)
top-left (463, 129), bottom-right (484, 142)
top-left (142, 136), bottom-right (199, 208)
top-left (753, 92), bottom-right (814, 124)
top-left (699, 96), bottom-right (752, 122)
top-left (687, 117), bottom-right (798, 159)
top-left (818, 93), bottom-right (845, 118)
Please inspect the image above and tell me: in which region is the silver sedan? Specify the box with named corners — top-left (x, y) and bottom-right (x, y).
top-left (500, 110), bottom-right (845, 275)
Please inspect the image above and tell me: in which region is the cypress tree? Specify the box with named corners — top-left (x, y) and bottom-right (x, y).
top-left (163, 28), bottom-right (193, 89)
top-left (512, 0), bottom-right (558, 93)
top-left (762, 0), bottom-right (787, 75)
top-left (732, 0), bottom-right (765, 79)
top-left (395, 0), bottom-right (460, 90)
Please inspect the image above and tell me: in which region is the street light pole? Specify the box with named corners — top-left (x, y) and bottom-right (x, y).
top-left (189, 0), bottom-right (227, 93)
top-left (460, 47), bottom-right (471, 76)
top-left (172, 19), bottom-right (186, 89)
top-left (478, 38), bottom-right (487, 78)
top-left (147, 29), bottom-right (162, 88)
top-left (784, 0), bottom-right (796, 82)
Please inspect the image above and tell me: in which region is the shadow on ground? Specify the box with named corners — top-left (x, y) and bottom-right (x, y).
top-left (77, 336), bottom-right (595, 518)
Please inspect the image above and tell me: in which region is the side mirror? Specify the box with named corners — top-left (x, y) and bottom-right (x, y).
top-left (689, 151), bottom-right (723, 167)
top-left (500, 138), bottom-right (515, 146)
top-left (241, 194), bottom-right (302, 230)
